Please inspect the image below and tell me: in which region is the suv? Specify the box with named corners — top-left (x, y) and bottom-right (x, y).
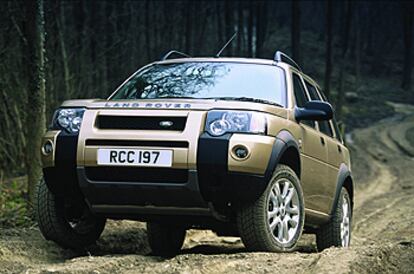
top-left (37, 51), bottom-right (353, 255)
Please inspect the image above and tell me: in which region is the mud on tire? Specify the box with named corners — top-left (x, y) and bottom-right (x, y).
top-left (316, 187), bottom-right (352, 251)
top-left (147, 222), bottom-right (186, 257)
top-left (237, 164), bottom-right (305, 252)
top-left (36, 177), bottom-right (106, 249)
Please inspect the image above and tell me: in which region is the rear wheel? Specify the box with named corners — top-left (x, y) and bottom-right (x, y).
top-left (316, 187), bottom-right (352, 251)
top-left (36, 178), bottom-right (106, 249)
top-left (147, 222), bottom-right (186, 256)
top-left (237, 164), bottom-right (305, 252)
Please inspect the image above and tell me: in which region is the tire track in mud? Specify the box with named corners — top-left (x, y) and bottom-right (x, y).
top-left (349, 104), bottom-right (414, 248)
top-left (0, 104), bottom-right (414, 273)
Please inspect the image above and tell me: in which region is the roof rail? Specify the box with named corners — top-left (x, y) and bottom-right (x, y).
top-left (274, 51), bottom-right (302, 72)
top-left (160, 50), bottom-right (191, 61)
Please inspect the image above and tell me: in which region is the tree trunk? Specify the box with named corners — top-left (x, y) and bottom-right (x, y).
top-left (74, 0), bottom-right (86, 80)
top-left (56, 1), bottom-right (71, 97)
top-left (224, 0), bottom-right (233, 56)
top-left (256, 1), bottom-right (268, 58)
top-left (185, 0), bottom-right (193, 54)
top-left (237, 2), bottom-right (244, 56)
top-left (89, 0), bottom-right (98, 95)
top-left (402, 2), bottom-right (413, 90)
top-left (24, 0), bottom-right (46, 207)
top-left (336, 1), bottom-right (353, 120)
top-left (324, 0), bottom-right (333, 98)
top-left (216, 0), bottom-right (224, 48)
top-left (247, 1), bottom-right (254, 57)
top-left (291, 0), bottom-right (301, 64)
top-left (145, 0), bottom-right (151, 61)
top-left (196, 6), bottom-right (209, 55)
top-left (355, 3), bottom-right (361, 92)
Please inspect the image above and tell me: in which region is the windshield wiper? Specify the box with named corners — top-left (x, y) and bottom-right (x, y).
top-left (206, 97), bottom-right (283, 107)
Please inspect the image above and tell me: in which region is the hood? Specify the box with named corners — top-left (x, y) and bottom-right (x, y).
top-left (61, 98), bottom-right (288, 118)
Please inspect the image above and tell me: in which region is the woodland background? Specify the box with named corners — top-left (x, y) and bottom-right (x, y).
top-left (0, 0), bottom-right (413, 225)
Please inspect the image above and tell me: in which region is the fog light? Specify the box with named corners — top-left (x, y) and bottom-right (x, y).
top-left (233, 145), bottom-right (249, 160)
top-left (42, 140), bottom-right (54, 155)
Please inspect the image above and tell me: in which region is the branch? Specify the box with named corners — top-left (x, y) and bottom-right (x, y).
top-left (10, 16), bottom-right (27, 47)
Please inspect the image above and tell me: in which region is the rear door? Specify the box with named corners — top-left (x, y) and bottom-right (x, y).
top-left (292, 73), bottom-right (329, 213)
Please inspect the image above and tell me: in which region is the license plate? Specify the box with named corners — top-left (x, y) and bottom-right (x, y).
top-left (97, 149), bottom-right (173, 167)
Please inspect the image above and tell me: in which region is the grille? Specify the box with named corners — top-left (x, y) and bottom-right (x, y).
top-left (85, 167), bottom-right (188, 183)
top-left (96, 115), bottom-right (187, 131)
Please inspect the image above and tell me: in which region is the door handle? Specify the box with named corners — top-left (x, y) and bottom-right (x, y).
top-left (320, 137), bottom-right (325, 146)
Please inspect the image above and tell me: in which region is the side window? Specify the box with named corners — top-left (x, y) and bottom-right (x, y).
top-left (305, 80), bottom-right (334, 138)
top-left (304, 81), bottom-right (319, 100)
top-left (319, 120), bottom-right (334, 137)
top-left (292, 74), bottom-right (308, 107)
top-left (332, 119), bottom-right (343, 142)
top-left (317, 88), bottom-right (342, 142)
top-left (292, 74), bottom-right (315, 128)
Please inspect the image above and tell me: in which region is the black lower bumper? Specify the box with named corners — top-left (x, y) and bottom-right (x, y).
top-left (43, 132), bottom-right (269, 217)
top-left (77, 167), bottom-right (207, 208)
top-left (196, 133), bottom-right (268, 205)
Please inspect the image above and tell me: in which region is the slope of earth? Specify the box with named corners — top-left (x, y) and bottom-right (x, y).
top-left (0, 103), bottom-right (413, 274)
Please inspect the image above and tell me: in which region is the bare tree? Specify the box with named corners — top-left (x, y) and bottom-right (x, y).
top-left (291, 0), bottom-right (301, 64)
top-left (336, 1), bottom-right (353, 120)
top-left (354, 3), bottom-right (361, 92)
top-left (402, 1), bottom-right (414, 90)
top-left (247, 1), bottom-right (254, 57)
top-left (224, 0), bottom-right (234, 56)
top-left (216, 0), bottom-right (224, 47)
top-left (24, 0), bottom-right (46, 206)
top-left (236, 2), bottom-right (244, 56)
top-left (256, 1), bottom-right (268, 58)
top-left (185, 0), bottom-right (193, 54)
top-left (56, 1), bottom-right (71, 98)
top-left (324, 0), bottom-right (333, 98)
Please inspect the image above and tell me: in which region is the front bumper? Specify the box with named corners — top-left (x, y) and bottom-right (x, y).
top-left (41, 126), bottom-right (275, 217)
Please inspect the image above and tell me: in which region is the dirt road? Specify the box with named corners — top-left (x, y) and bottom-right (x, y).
top-left (1, 103), bottom-right (413, 274)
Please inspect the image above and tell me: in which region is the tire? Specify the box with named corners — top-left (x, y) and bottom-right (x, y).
top-left (237, 164), bottom-right (305, 252)
top-left (316, 187), bottom-right (352, 251)
top-left (36, 177), bottom-right (106, 249)
top-left (147, 222), bottom-right (186, 256)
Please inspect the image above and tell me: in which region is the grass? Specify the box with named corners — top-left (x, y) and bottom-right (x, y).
top-left (0, 177), bottom-right (34, 228)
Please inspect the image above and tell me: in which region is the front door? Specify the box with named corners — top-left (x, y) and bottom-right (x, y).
top-left (292, 73), bottom-right (330, 213)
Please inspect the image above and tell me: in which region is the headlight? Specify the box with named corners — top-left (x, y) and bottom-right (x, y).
top-left (205, 110), bottom-right (267, 136)
top-left (52, 108), bottom-right (85, 133)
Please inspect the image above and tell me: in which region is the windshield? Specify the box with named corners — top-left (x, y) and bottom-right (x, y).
top-left (110, 62), bottom-right (287, 107)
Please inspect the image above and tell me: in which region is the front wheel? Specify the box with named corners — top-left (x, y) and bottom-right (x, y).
top-left (36, 178), bottom-right (106, 249)
top-left (237, 164), bottom-right (305, 252)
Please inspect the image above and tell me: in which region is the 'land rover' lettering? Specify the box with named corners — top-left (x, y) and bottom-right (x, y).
top-left (104, 102), bottom-right (192, 109)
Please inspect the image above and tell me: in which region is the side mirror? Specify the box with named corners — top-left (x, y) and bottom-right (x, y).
top-left (295, 101), bottom-right (333, 122)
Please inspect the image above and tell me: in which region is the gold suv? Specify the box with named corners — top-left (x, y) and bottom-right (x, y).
top-left (37, 51), bottom-right (353, 256)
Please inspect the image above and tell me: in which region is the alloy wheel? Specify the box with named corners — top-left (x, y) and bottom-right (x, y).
top-left (267, 178), bottom-right (300, 244)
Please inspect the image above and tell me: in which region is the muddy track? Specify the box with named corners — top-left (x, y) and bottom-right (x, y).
top-left (1, 103), bottom-right (413, 274)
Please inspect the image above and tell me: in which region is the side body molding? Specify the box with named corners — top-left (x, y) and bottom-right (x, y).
top-left (330, 163), bottom-right (354, 216)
